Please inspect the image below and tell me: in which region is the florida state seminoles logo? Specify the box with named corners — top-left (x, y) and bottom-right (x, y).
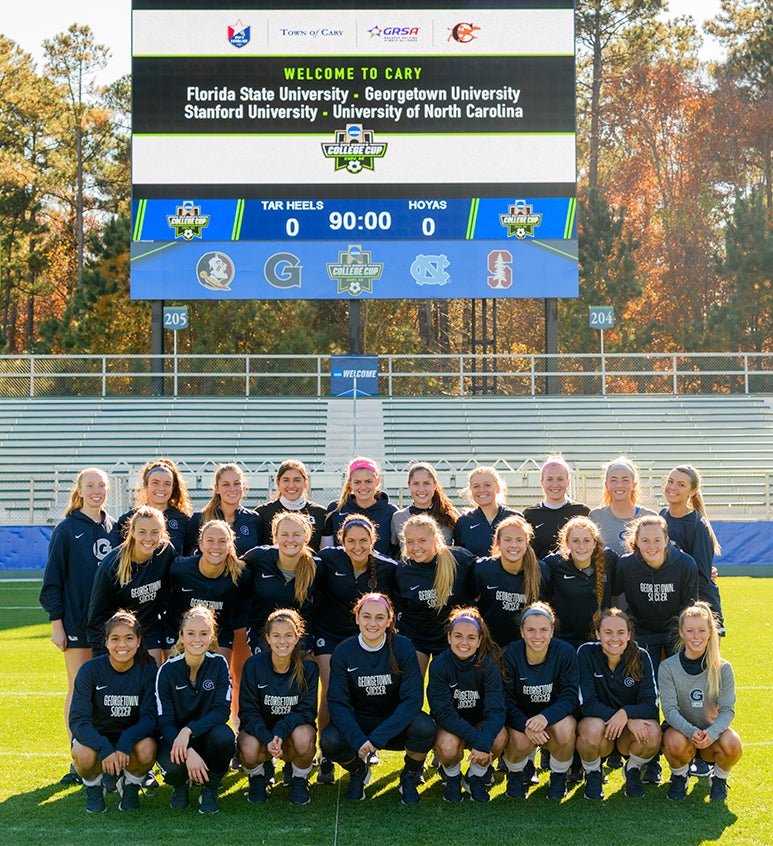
top-left (196, 252), bottom-right (236, 290)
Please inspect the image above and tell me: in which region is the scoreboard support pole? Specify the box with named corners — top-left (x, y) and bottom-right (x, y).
top-left (151, 300), bottom-right (165, 396)
top-left (544, 298), bottom-right (558, 395)
top-left (349, 301), bottom-right (361, 355)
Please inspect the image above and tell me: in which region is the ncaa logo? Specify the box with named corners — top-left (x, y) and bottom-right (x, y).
top-left (94, 538), bottom-right (112, 561)
top-left (264, 252), bottom-right (302, 288)
top-left (624, 677), bottom-right (635, 687)
top-left (202, 679), bottom-right (215, 691)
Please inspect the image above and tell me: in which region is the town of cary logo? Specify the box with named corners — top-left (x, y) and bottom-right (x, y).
top-left (500, 201), bottom-right (543, 239)
top-left (326, 245), bottom-right (383, 296)
top-left (167, 202), bottom-right (210, 240)
top-left (321, 125), bottom-right (387, 174)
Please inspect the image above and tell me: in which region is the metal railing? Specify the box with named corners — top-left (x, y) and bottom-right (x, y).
top-left (2, 352), bottom-right (773, 397)
top-left (2, 463), bottom-right (772, 524)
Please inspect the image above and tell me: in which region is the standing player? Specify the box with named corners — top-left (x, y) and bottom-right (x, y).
top-left (167, 520), bottom-right (250, 662)
top-left (320, 594), bottom-right (436, 804)
top-left (182, 465), bottom-right (260, 730)
top-left (501, 603), bottom-right (579, 800)
top-left (113, 458), bottom-right (192, 553)
top-left (589, 457), bottom-right (656, 554)
top-left (472, 515), bottom-right (549, 648)
top-left (576, 609), bottom-right (661, 800)
top-left (321, 457), bottom-right (397, 557)
top-left (155, 606), bottom-right (235, 814)
top-left (543, 516), bottom-right (617, 648)
top-left (39, 467), bottom-right (115, 784)
top-left (390, 462), bottom-right (458, 552)
top-left (255, 460), bottom-right (327, 550)
top-left (241, 512), bottom-right (319, 653)
top-left (453, 466), bottom-right (520, 556)
top-left (69, 611), bottom-right (157, 812)
top-left (184, 464), bottom-right (262, 556)
top-left (523, 457), bottom-right (590, 559)
top-left (659, 602), bottom-right (742, 801)
top-left (660, 465), bottom-right (725, 633)
top-left (613, 515), bottom-right (699, 677)
top-left (313, 515), bottom-right (397, 782)
top-left (88, 505), bottom-right (177, 665)
top-left (237, 609), bottom-right (319, 805)
top-left (427, 607), bottom-right (506, 803)
top-left (393, 514), bottom-right (476, 677)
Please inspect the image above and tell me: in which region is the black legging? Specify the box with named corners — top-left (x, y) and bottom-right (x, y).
top-left (320, 712), bottom-right (436, 768)
top-left (157, 724), bottom-right (235, 786)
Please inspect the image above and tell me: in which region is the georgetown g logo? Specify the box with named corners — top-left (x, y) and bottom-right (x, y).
top-left (264, 252), bottom-right (302, 289)
top-left (689, 688), bottom-right (704, 706)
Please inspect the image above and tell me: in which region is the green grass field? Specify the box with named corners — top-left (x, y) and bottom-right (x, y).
top-left (1, 577), bottom-right (771, 846)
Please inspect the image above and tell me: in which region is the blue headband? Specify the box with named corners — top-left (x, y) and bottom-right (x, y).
top-left (344, 519), bottom-right (372, 531)
top-left (520, 607), bottom-right (553, 624)
top-left (451, 615), bottom-right (481, 632)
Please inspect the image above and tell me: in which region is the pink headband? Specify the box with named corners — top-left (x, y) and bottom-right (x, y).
top-left (356, 593), bottom-right (391, 612)
top-left (349, 459), bottom-right (379, 476)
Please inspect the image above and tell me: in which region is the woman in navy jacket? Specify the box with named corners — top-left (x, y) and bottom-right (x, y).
top-left (320, 457), bottom-right (397, 558)
top-left (576, 608), bottom-right (661, 800)
top-left (543, 516), bottom-right (617, 648)
top-left (70, 610), bottom-right (157, 812)
top-left (320, 593), bottom-right (436, 804)
top-left (155, 605), bottom-right (234, 814)
top-left (237, 608), bottom-right (318, 806)
top-left (427, 607), bottom-right (506, 803)
top-left (39, 467), bottom-right (115, 783)
top-left (88, 506), bottom-right (176, 665)
top-left (502, 602), bottom-right (579, 800)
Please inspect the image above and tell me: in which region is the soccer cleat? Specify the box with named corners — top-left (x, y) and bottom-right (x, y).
top-left (667, 774), bottom-right (688, 800)
top-left (84, 783), bottom-right (106, 813)
top-left (247, 773), bottom-right (267, 803)
top-left (539, 747), bottom-right (550, 771)
top-left (265, 759), bottom-right (276, 786)
top-left (567, 758), bottom-right (584, 784)
top-left (317, 757), bottom-right (335, 785)
top-left (466, 774), bottom-right (490, 803)
top-left (398, 768), bottom-right (421, 805)
top-left (199, 785), bottom-right (220, 814)
top-left (440, 768), bottom-right (463, 802)
top-left (484, 765), bottom-right (495, 788)
top-left (142, 769), bottom-right (159, 790)
top-left (584, 769), bottom-right (604, 800)
top-left (606, 750), bottom-right (624, 770)
top-left (642, 758), bottom-right (662, 784)
top-left (522, 759), bottom-right (540, 786)
top-left (505, 770), bottom-right (527, 799)
top-left (623, 764), bottom-right (645, 798)
top-left (709, 775), bottom-right (728, 801)
top-left (60, 764), bottom-right (82, 786)
top-left (345, 765), bottom-right (371, 801)
top-left (117, 778), bottom-right (140, 811)
top-left (689, 756), bottom-right (713, 778)
top-left (290, 776), bottom-right (311, 806)
top-left (547, 771), bottom-right (567, 800)
top-left (170, 783), bottom-right (191, 809)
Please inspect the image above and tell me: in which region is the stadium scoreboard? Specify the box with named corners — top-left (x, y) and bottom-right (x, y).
top-left (130, 1), bottom-right (578, 300)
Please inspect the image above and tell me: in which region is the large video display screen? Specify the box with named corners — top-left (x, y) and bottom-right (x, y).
top-left (130, 1), bottom-right (577, 300)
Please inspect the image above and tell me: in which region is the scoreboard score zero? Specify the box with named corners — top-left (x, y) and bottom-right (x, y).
top-left (130, 0), bottom-right (578, 302)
